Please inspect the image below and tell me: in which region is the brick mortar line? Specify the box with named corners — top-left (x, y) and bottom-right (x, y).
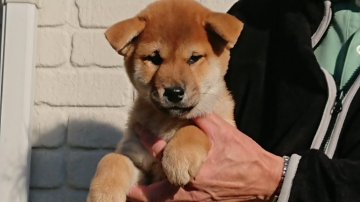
top-left (34, 102), bottom-right (130, 108)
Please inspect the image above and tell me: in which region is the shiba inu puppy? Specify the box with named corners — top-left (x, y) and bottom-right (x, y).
top-left (88, 0), bottom-right (243, 201)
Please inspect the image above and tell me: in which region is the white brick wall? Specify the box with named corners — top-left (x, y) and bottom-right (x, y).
top-left (36, 29), bottom-right (70, 67)
top-left (30, 0), bottom-right (237, 201)
top-left (71, 31), bottom-right (122, 67)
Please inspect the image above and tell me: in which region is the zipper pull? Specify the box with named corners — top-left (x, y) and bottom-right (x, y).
top-left (331, 90), bottom-right (344, 115)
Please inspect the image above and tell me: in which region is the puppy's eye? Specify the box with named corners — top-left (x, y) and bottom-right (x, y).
top-left (187, 55), bottom-right (203, 65)
top-left (143, 51), bottom-right (163, 66)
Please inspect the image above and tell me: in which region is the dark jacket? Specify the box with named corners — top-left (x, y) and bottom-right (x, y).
top-left (226, 0), bottom-right (360, 201)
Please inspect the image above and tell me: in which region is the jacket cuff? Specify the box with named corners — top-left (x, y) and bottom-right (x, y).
top-left (277, 154), bottom-right (302, 202)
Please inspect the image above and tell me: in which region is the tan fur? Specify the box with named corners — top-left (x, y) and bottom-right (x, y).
top-left (162, 125), bottom-right (211, 185)
top-left (88, 0), bottom-right (243, 201)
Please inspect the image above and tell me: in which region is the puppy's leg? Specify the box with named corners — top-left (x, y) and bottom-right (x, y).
top-left (87, 153), bottom-right (140, 202)
top-left (162, 125), bottom-right (210, 186)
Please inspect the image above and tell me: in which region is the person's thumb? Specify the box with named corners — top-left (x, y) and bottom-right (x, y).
top-left (134, 123), bottom-right (167, 160)
top-left (193, 114), bottom-right (221, 139)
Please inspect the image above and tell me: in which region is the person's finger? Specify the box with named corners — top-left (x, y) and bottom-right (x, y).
top-left (128, 181), bottom-right (213, 202)
top-left (127, 185), bottom-right (148, 202)
top-left (134, 123), bottom-right (167, 159)
top-left (127, 180), bottom-right (179, 202)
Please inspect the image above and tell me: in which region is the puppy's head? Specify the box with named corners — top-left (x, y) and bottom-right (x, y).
top-left (106, 0), bottom-right (243, 118)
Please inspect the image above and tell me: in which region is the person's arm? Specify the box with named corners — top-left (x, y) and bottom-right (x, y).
top-left (127, 114), bottom-right (284, 201)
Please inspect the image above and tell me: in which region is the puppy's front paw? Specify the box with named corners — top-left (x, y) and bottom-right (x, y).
top-left (162, 145), bottom-right (204, 186)
top-left (87, 153), bottom-right (138, 202)
top-left (161, 126), bottom-right (210, 186)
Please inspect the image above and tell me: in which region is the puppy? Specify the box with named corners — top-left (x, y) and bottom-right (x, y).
top-left (87, 0), bottom-right (243, 201)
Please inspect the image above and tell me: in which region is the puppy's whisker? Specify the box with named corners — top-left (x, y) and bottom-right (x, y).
top-left (200, 92), bottom-right (223, 102)
top-left (200, 92), bottom-right (217, 96)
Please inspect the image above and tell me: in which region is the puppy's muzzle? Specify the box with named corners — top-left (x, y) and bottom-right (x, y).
top-left (150, 85), bottom-right (196, 117)
top-left (163, 87), bottom-right (185, 103)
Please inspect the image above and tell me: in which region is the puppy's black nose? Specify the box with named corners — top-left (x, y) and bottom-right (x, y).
top-left (164, 87), bottom-right (185, 103)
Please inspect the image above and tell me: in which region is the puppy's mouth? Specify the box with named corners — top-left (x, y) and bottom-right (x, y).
top-left (150, 89), bottom-right (198, 117)
top-left (151, 98), bottom-right (196, 117)
top-left (160, 106), bottom-right (194, 116)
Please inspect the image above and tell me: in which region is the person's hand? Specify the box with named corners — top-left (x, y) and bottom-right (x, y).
top-left (128, 114), bottom-right (284, 202)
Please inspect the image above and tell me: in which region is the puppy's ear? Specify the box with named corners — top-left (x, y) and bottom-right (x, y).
top-left (105, 17), bottom-right (146, 56)
top-left (205, 13), bottom-right (243, 49)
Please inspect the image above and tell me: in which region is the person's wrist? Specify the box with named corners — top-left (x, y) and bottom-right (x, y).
top-left (255, 152), bottom-right (284, 200)
top-left (269, 155), bottom-right (285, 197)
